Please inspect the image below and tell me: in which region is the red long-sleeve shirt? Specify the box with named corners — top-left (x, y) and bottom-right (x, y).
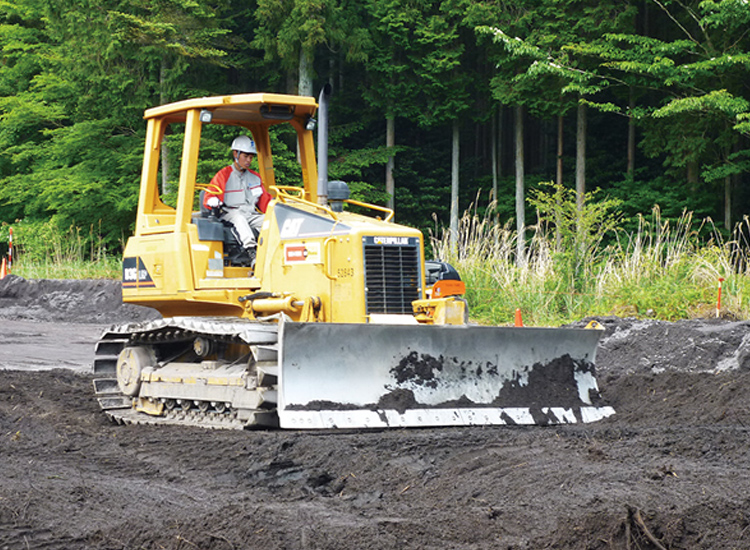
top-left (203, 165), bottom-right (272, 213)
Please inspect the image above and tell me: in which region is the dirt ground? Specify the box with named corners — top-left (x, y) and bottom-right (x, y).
top-left (2, 275), bottom-right (750, 550)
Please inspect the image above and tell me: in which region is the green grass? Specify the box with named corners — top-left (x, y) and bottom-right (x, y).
top-left (11, 257), bottom-right (121, 280)
top-left (2, 220), bottom-right (121, 280)
top-left (432, 193), bottom-right (750, 326)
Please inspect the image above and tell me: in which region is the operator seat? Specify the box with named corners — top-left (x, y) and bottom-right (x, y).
top-left (193, 190), bottom-right (257, 267)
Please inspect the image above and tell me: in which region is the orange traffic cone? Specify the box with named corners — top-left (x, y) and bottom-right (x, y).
top-left (514, 308), bottom-right (523, 327)
top-left (0, 257), bottom-right (6, 279)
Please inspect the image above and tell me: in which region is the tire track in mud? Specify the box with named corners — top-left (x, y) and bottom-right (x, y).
top-left (3, 277), bottom-right (750, 548)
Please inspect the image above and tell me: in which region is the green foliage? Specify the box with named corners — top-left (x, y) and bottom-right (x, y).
top-left (360, 0), bottom-right (423, 119)
top-left (0, 0), bottom-right (748, 283)
top-left (327, 126), bottom-right (397, 205)
top-left (479, 0), bottom-right (635, 117)
top-left (266, 125), bottom-right (304, 187)
top-left (563, 0), bottom-right (750, 201)
top-left (653, 89), bottom-right (750, 129)
top-left (609, 171), bottom-right (719, 233)
top-left (598, 208), bottom-right (723, 320)
top-left (3, 218), bottom-right (120, 279)
top-left (0, 119), bottom-right (143, 245)
top-left (434, 202), bottom-right (750, 326)
top-left (253, 0), bottom-right (370, 75)
top-left (12, 257), bottom-right (121, 280)
top-left (0, 0), bottom-right (234, 251)
top-left (528, 181), bottom-right (622, 291)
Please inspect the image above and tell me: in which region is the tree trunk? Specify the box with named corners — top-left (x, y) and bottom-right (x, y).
top-left (329, 55), bottom-right (335, 91)
top-left (160, 58), bottom-right (169, 196)
top-left (285, 65), bottom-right (297, 95)
top-left (299, 49), bottom-right (314, 97)
top-left (491, 108), bottom-right (501, 205)
top-left (724, 130), bottom-right (739, 230)
top-left (556, 113), bottom-right (564, 187)
top-left (492, 108), bottom-right (502, 244)
top-left (541, 119), bottom-right (550, 173)
top-left (450, 119), bottom-right (460, 254)
top-left (687, 161), bottom-right (699, 188)
top-left (725, 175), bottom-right (732, 230)
top-left (576, 103), bottom-right (587, 262)
top-left (297, 49), bottom-right (314, 161)
top-left (515, 104), bottom-right (525, 266)
top-left (385, 113), bottom-right (395, 211)
top-left (556, 112), bottom-right (564, 249)
top-left (576, 102), bottom-right (586, 212)
top-left (627, 90), bottom-right (635, 176)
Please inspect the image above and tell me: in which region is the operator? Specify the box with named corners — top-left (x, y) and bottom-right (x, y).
top-left (203, 135), bottom-right (272, 264)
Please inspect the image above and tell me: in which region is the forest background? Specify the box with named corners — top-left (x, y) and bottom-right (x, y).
top-left (1, 0), bottom-right (749, 323)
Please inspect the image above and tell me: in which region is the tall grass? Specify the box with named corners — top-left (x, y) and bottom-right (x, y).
top-left (2, 220), bottom-right (120, 280)
top-left (433, 186), bottom-right (750, 326)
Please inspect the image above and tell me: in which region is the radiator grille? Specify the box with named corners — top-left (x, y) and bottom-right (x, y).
top-left (363, 237), bottom-right (420, 315)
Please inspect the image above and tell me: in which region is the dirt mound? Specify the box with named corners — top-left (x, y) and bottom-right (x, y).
top-left (0, 275), bottom-right (160, 324)
top-left (2, 278), bottom-right (750, 549)
top-left (592, 315), bottom-right (750, 375)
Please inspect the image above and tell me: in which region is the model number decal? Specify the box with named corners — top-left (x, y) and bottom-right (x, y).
top-left (122, 257), bottom-right (156, 288)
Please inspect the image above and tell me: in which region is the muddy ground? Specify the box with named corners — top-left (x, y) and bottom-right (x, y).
top-left (2, 275), bottom-right (750, 550)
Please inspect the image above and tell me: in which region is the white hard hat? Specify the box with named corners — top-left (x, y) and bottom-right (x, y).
top-left (231, 135), bottom-right (256, 154)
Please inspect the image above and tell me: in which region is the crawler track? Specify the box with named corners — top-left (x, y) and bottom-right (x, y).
top-left (93, 317), bottom-right (280, 429)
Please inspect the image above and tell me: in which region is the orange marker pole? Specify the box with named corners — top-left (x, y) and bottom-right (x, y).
top-left (514, 308), bottom-right (523, 327)
top-left (7, 227), bottom-right (12, 272)
top-left (717, 277), bottom-right (725, 318)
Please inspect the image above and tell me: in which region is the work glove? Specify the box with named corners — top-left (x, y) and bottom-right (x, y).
top-left (206, 196), bottom-right (223, 216)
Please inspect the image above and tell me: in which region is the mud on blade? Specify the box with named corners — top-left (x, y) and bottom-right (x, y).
top-left (278, 322), bottom-right (615, 429)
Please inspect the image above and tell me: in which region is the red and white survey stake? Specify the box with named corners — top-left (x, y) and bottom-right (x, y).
top-left (8, 227), bottom-right (12, 272)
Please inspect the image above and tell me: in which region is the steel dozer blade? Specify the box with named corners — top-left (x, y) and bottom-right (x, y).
top-left (278, 321), bottom-right (614, 429)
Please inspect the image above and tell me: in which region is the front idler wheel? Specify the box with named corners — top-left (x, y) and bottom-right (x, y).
top-left (116, 346), bottom-right (156, 397)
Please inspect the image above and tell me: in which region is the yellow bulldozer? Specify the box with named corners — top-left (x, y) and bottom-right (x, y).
top-left (92, 88), bottom-right (614, 429)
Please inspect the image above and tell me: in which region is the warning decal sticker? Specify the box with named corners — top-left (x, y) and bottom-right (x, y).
top-left (283, 242), bottom-right (321, 265)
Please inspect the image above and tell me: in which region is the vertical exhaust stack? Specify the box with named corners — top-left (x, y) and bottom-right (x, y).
top-left (315, 84), bottom-right (350, 211)
top-left (316, 83), bottom-right (332, 207)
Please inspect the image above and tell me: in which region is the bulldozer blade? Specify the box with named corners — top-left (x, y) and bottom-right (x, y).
top-left (277, 321), bottom-right (614, 429)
